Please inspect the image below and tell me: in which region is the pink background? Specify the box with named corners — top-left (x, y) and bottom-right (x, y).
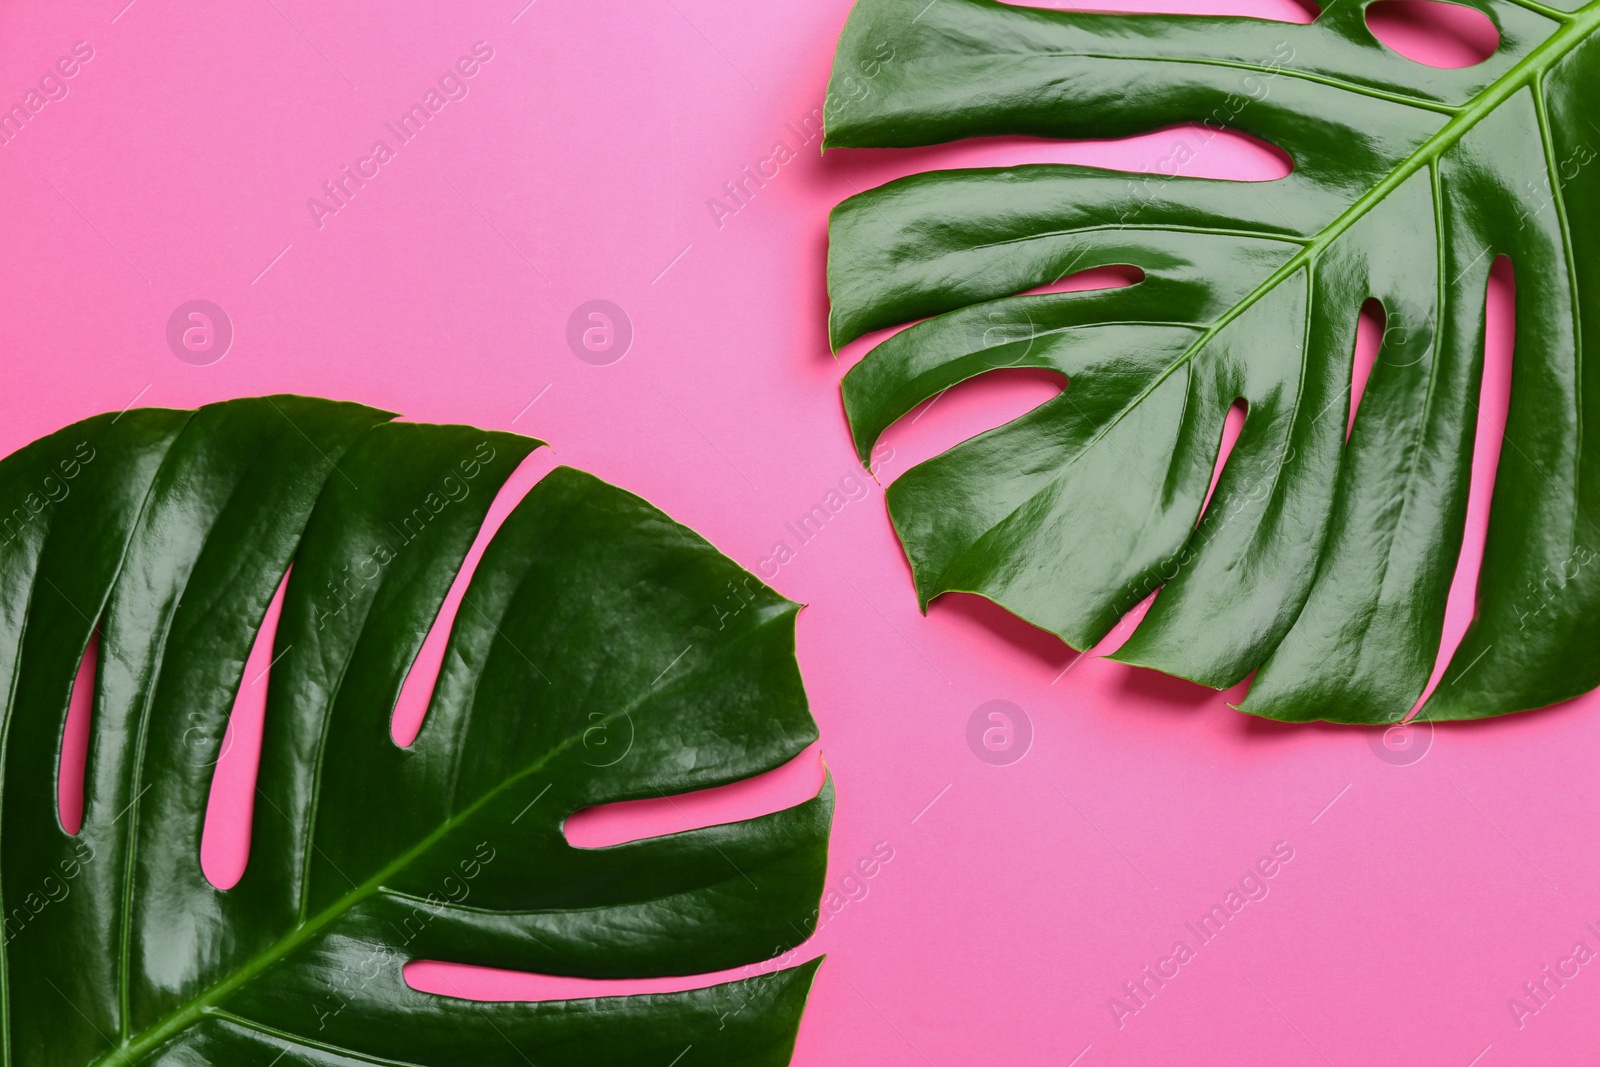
top-left (7, 0), bottom-right (1600, 1063)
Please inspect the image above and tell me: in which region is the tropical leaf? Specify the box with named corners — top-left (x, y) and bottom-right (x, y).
top-left (0, 397), bottom-right (828, 1066)
top-left (825, 0), bottom-right (1600, 723)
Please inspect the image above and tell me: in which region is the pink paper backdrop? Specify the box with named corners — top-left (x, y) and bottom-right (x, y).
top-left (8, 0), bottom-right (1600, 1063)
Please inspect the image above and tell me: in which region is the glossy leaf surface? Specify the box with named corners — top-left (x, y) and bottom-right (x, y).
top-left (0, 397), bottom-right (827, 1066)
top-left (826, 0), bottom-right (1600, 722)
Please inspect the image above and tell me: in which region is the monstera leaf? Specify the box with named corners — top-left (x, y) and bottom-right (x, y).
top-left (826, 0), bottom-right (1600, 723)
top-left (0, 397), bottom-right (828, 1066)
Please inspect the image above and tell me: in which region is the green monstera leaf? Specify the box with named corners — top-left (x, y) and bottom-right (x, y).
top-left (0, 397), bottom-right (828, 1066)
top-left (826, 0), bottom-right (1600, 723)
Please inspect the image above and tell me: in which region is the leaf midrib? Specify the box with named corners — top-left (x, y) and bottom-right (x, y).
top-left (85, 703), bottom-right (622, 1067)
top-left (1021, 1), bottom-right (1600, 506)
